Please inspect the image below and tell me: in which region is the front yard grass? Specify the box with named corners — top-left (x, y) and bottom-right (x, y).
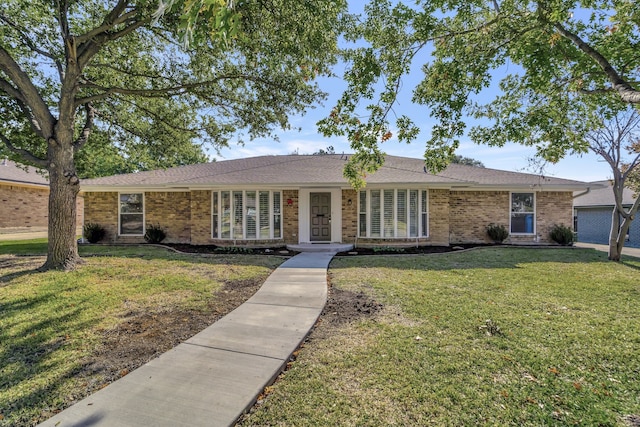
top-left (241, 248), bottom-right (640, 426)
top-left (0, 243), bottom-right (284, 426)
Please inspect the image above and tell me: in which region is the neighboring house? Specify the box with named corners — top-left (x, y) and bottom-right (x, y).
top-left (81, 154), bottom-right (590, 247)
top-left (0, 158), bottom-right (50, 230)
top-left (0, 158), bottom-right (84, 233)
top-left (574, 180), bottom-right (640, 248)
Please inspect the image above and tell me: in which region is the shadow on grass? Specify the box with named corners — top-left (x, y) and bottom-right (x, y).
top-left (0, 298), bottom-right (101, 426)
top-left (0, 256), bottom-right (45, 286)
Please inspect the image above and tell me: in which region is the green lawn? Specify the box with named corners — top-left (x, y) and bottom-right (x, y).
top-left (241, 248), bottom-right (640, 426)
top-left (0, 242), bottom-right (284, 427)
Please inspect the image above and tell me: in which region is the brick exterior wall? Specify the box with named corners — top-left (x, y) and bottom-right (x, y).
top-left (534, 191), bottom-right (574, 243)
top-left (145, 192), bottom-right (191, 243)
top-left (428, 189), bottom-right (451, 245)
top-left (0, 184), bottom-right (49, 228)
top-left (83, 188), bottom-right (575, 247)
top-left (282, 190), bottom-right (298, 245)
top-left (83, 192), bottom-right (119, 242)
top-left (449, 191), bottom-right (509, 244)
top-left (190, 190), bottom-right (212, 245)
top-left (84, 191), bottom-right (192, 244)
top-left (342, 189), bottom-right (358, 243)
top-left (0, 183), bottom-right (83, 232)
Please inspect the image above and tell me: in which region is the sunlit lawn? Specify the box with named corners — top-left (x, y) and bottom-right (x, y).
top-left (0, 241), bottom-right (283, 427)
top-left (241, 248), bottom-right (640, 426)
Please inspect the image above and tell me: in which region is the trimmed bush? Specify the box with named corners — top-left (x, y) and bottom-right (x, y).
top-left (144, 224), bottom-right (166, 244)
top-left (550, 224), bottom-right (574, 246)
top-left (486, 224), bottom-right (509, 243)
top-left (83, 223), bottom-right (106, 244)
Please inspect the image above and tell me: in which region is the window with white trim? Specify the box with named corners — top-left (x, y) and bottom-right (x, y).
top-left (510, 192), bottom-right (535, 234)
top-left (212, 190), bottom-right (282, 239)
top-left (359, 189), bottom-right (428, 238)
top-left (119, 193), bottom-right (144, 235)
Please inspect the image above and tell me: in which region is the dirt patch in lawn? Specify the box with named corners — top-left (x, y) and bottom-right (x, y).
top-left (75, 278), bottom-right (263, 393)
top-left (320, 285), bottom-right (384, 326)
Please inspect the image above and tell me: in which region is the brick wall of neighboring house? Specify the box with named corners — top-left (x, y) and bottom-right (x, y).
top-left (190, 190), bottom-right (212, 245)
top-left (0, 183), bottom-right (83, 232)
top-left (449, 191), bottom-right (510, 244)
top-left (0, 183), bottom-right (49, 228)
top-left (145, 192), bottom-right (191, 243)
top-left (282, 189), bottom-right (299, 244)
top-left (341, 189), bottom-right (358, 243)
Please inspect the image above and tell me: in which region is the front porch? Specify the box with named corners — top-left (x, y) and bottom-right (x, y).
top-left (287, 243), bottom-right (354, 253)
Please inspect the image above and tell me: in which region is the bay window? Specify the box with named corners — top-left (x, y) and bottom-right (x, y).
top-left (359, 189), bottom-right (428, 238)
top-left (212, 190), bottom-right (282, 239)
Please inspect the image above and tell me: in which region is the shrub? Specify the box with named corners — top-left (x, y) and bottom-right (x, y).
top-left (144, 224), bottom-right (166, 244)
top-left (550, 224), bottom-right (574, 246)
top-left (486, 224), bottom-right (509, 243)
top-left (83, 223), bottom-right (106, 244)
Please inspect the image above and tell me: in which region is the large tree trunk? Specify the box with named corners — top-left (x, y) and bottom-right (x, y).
top-left (41, 136), bottom-right (82, 271)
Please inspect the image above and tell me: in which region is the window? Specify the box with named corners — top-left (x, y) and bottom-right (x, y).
top-left (246, 191), bottom-right (257, 239)
top-left (119, 193), bottom-right (144, 235)
top-left (273, 192), bottom-right (281, 238)
top-left (370, 190), bottom-right (381, 237)
top-left (212, 191), bottom-right (219, 237)
top-left (511, 192), bottom-right (535, 234)
top-left (259, 191), bottom-right (270, 239)
top-left (221, 191), bottom-right (231, 238)
top-left (358, 191), bottom-right (367, 237)
top-left (421, 190), bottom-right (428, 237)
top-left (212, 190), bottom-right (282, 239)
top-left (359, 189), bottom-right (428, 238)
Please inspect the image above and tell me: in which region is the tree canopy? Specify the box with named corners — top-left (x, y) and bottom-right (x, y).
top-left (0, 0), bottom-right (347, 269)
top-left (320, 0), bottom-right (640, 187)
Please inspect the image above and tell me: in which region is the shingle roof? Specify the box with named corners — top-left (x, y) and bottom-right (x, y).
top-left (574, 180), bottom-right (637, 207)
top-left (0, 159), bottom-right (48, 186)
top-left (81, 154), bottom-right (590, 190)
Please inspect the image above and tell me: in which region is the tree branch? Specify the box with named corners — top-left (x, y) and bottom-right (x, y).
top-left (75, 73), bottom-right (272, 106)
top-left (73, 103), bottom-right (96, 151)
top-left (0, 47), bottom-right (55, 139)
top-left (75, 9), bottom-right (138, 44)
top-left (553, 22), bottom-right (640, 104)
top-left (0, 13), bottom-right (64, 80)
top-left (0, 131), bottom-right (47, 167)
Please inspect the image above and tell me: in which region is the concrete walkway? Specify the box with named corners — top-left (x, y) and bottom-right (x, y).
top-left (38, 251), bottom-right (336, 427)
top-left (575, 242), bottom-right (640, 258)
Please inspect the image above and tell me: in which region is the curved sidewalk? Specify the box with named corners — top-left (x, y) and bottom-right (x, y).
top-left (39, 251), bottom-right (336, 427)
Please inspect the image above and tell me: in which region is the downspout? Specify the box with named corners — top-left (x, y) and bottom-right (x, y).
top-left (573, 187), bottom-right (591, 199)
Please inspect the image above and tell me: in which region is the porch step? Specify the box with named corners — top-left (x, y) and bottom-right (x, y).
top-left (287, 243), bottom-right (354, 253)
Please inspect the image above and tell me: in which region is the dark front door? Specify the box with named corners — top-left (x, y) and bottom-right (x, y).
top-left (310, 192), bottom-right (331, 242)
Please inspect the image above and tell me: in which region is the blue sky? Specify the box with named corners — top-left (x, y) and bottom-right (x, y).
top-left (212, 4), bottom-right (613, 183)
top-left (212, 70), bottom-right (612, 183)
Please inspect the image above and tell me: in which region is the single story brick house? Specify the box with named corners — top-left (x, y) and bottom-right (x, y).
top-left (574, 180), bottom-right (640, 248)
top-left (0, 158), bottom-right (84, 234)
top-left (81, 154), bottom-right (591, 247)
